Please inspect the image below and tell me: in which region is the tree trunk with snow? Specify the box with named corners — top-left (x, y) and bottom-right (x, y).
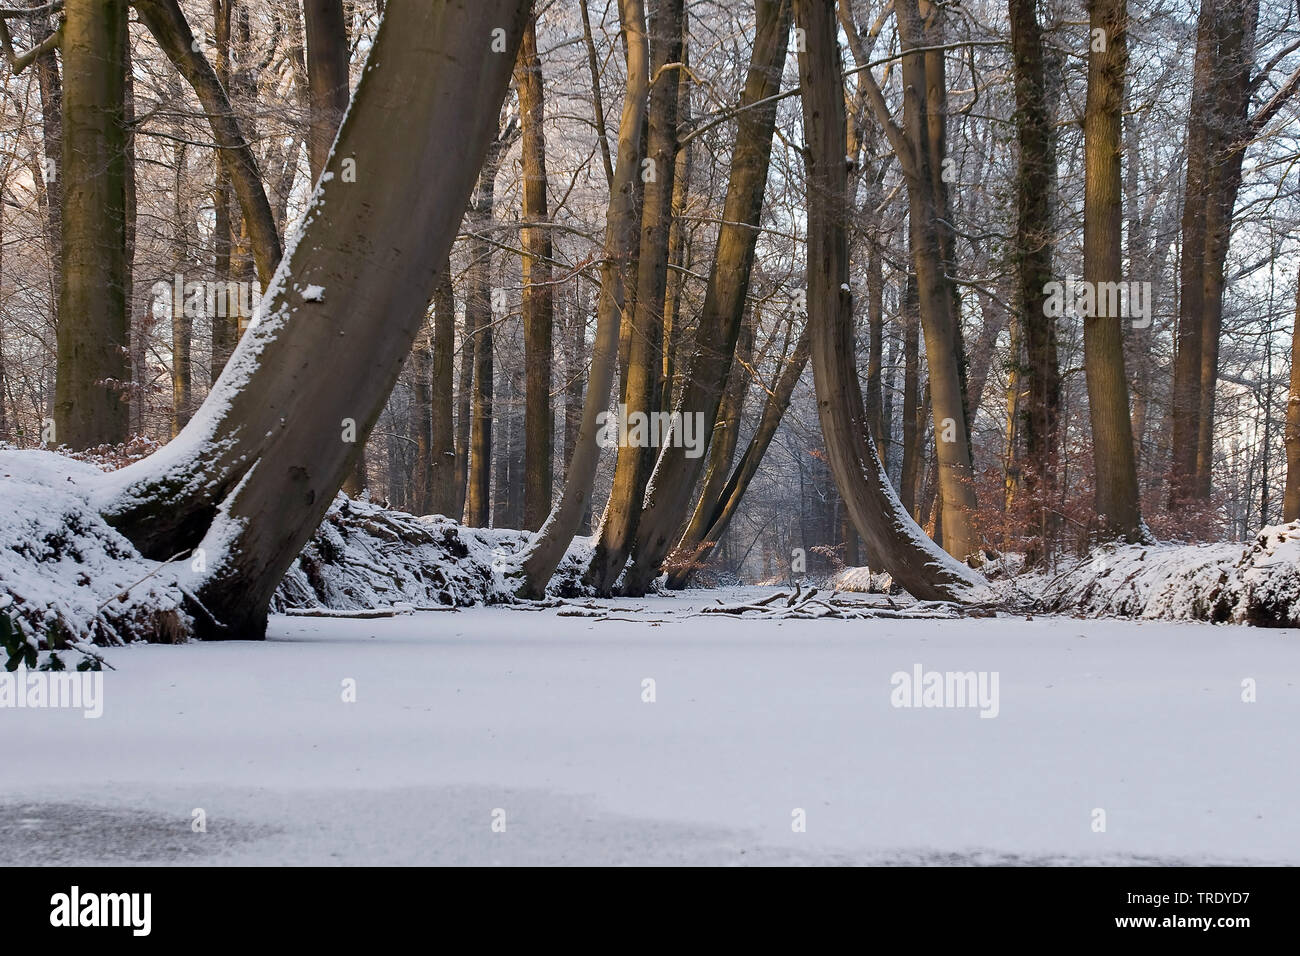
top-left (793, 0), bottom-right (985, 603)
top-left (97, 0), bottom-right (531, 638)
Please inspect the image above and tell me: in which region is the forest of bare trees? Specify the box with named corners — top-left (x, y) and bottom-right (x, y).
top-left (1, 0), bottom-right (1299, 638)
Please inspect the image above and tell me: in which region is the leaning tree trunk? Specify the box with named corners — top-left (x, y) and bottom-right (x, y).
top-left (54, 0), bottom-right (130, 450)
top-left (95, 0), bottom-right (531, 638)
top-left (1082, 0), bottom-right (1144, 542)
top-left (619, 0), bottom-right (791, 596)
top-left (587, 0), bottom-right (683, 594)
top-left (514, 0), bottom-right (650, 599)
top-left (667, 323), bottom-right (810, 588)
top-left (134, 0), bottom-right (281, 287)
top-left (793, 0), bottom-right (985, 602)
top-left (514, 16), bottom-right (554, 531)
top-left (302, 0), bottom-right (368, 499)
top-left (668, 314), bottom-right (756, 573)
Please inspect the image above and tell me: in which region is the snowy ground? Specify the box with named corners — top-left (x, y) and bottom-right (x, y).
top-left (3, 587), bottom-right (1297, 865)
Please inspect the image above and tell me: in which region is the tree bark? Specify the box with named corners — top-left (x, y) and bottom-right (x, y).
top-left (453, 305), bottom-right (474, 520)
top-left (1167, 0), bottom-right (1259, 505)
top-left (1285, 267), bottom-right (1300, 521)
top-left (620, 0), bottom-right (791, 595)
top-left (793, 0), bottom-right (984, 601)
top-left (515, 0), bottom-right (650, 598)
top-left (1008, 0), bottom-right (1061, 551)
top-left (1082, 0), bottom-right (1144, 541)
top-left (465, 138), bottom-right (508, 527)
top-left (53, 0), bottom-right (130, 450)
top-left (411, 318), bottom-right (433, 514)
top-left (587, 0), bottom-right (683, 593)
top-left (514, 17), bottom-right (554, 531)
top-left (899, 271), bottom-right (922, 513)
top-left (894, 0), bottom-right (981, 561)
top-left (1193, 0), bottom-right (1258, 500)
top-left (430, 266), bottom-right (457, 517)
top-left (303, 0), bottom-right (349, 184)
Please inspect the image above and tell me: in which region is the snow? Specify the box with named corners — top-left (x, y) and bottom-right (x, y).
top-left (300, 284), bottom-right (325, 302)
top-left (2, 589), bottom-right (1296, 865)
top-left (1000, 523), bottom-right (1300, 626)
top-left (0, 451), bottom-right (187, 649)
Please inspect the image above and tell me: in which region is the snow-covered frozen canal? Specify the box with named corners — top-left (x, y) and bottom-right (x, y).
top-left (3, 588), bottom-right (1297, 865)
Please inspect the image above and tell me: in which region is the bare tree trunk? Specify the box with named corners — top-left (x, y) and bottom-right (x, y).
top-left (452, 304), bottom-right (474, 519)
top-left (466, 137), bottom-right (508, 527)
top-left (893, 0), bottom-right (981, 561)
top-left (564, 292), bottom-right (589, 532)
top-left (515, 16), bottom-right (554, 531)
top-left (98, 2), bottom-right (531, 640)
top-left (899, 272), bottom-right (921, 512)
top-left (430, 266), bottom-right (457, 517)
top-left (411, 319), bottom-right (433, 514)
top-left (865, 239), bottom-right (885, 462)
top-left (620, 0), bottom-right (791, 595)
top-left (1194, 0), bottom-right (1258, 500)
top-left (668, 315), bottom-right (754, 569)
top-left (1082, 0), bottom-right (1144, 541)
top-left (1284, 269), bottom-right (1300, 522)
top-left (793, 0), bottom-right (984, 601)
top-left (587, 0), bottom-right (683, 593)
top-left (134, 0), bottom-right (280, 287)
top-left (515, 0), bottom-right (650, 598)
top-left (303, 0), bottom-right (349, 183)
top-left (1168, 0), bottom-right (1258, 505)
top-left (168, 128), bottom-right (193, 436)
top-left (30, 9), bottom-right (62, 304)
top-left (662, 16), bottom-right (691, 415)
top-left (53, 0), bottom-right (130, 450)
top-left (1009, 0), bottom-right (1061, 556)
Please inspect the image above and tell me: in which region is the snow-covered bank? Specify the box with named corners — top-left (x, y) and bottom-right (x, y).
top-left (274, 496), bottom-right (592, 612)
top-left (0, 449), bottom-right (591, 653)
top-left (831, 524), bottom-right (1300, 628)
top-left (1009, 524), bottom-right (1300, 627)
top-left (6, 445), bottom-right (1300, 658)
top-left (3, 594), bottom-right (1296, 865)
